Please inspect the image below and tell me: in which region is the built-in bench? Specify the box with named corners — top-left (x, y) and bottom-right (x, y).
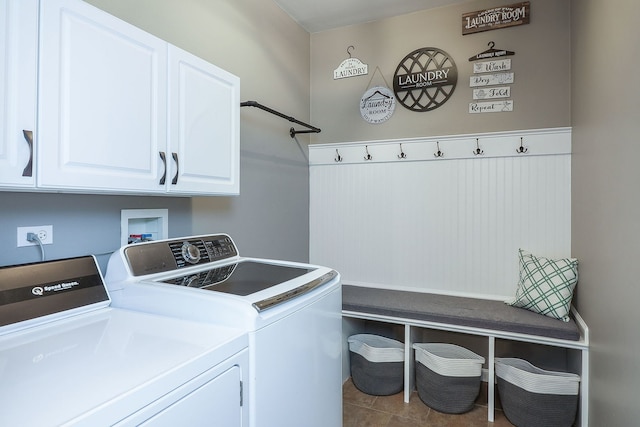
top-left (342, 285), bottom-right (589, 425)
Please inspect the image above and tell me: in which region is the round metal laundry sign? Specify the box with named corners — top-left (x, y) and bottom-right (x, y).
top-left (393, 47), bottom-right (458, 112)
top-left (360, 86), bottom-right (396, 124)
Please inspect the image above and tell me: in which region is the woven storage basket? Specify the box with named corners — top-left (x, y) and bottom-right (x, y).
top-left (348, 334), bottom-right (404, 396)
top-left (413, 343), bottom-right (485, 414)
top-left (495, 358), bottom-right (580, 427)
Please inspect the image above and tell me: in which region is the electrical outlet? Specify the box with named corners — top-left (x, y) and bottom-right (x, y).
top-left (17, 225), bottom-right (54, 247)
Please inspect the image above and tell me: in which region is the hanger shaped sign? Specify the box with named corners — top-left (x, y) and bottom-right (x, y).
top-left (469, 41), bottom-right (515, 61)
top-left (334, 46), bottom-right (369, 79)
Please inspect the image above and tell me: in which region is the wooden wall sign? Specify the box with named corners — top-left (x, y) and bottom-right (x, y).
top-left (334, 45), bottom-right (368, 80)
top-left (334, 57), bottom-right (368, 80)
top-left (468, 41), bottom-right (515, 114)
top-left (473, 86), bottom-right (511, 100)
top-left (473, 58), bottom-right (511, 73)
top-left (469, 100), bottom-right (513, 113)
top-left (470, 72), bottom-right (514, 87)
top-left (462, 2), bottom-right (530, 35)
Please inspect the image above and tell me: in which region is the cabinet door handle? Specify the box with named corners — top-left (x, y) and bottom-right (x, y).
top-left (171, 152), bottom-right (179, 185)
top-left (159, 151), bottom-right (167, 185)
top-left (21, 130), bottom-right (33, 177)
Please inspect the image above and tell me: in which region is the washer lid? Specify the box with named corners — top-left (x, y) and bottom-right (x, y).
top-left (159, 260), bottom-right (338, 312)
top-left (160, 261), bottom-right (316, 296)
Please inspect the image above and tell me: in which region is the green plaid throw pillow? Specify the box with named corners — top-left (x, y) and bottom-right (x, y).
top-left (507, 249), bottom-right (578, 322)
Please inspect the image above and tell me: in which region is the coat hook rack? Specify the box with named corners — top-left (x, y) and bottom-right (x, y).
top-left (240, 101), bottom-right (321, 138)
top-left (334, 149), bottom-right (343, 163)
top-left (473, 138), bottom-right (484, 156)
top-left (434, 141), bottom-right (444, 158)
top-left (364, 146), bottom-right (373, 161)
top-left (516, 137), bottom-right (528, 154)
top-left (398, 143), bottom-right (407, 159)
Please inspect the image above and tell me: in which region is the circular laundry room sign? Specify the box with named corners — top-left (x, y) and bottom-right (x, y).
top-left (360, 86), bottom-right (396, 124)
top-left (393, 47), bottom-right (458, 112)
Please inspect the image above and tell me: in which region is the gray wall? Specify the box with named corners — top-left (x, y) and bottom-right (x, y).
top-left (310, 0), bottom-right (571, 143)
top-left (0, 193), bottom-right (192, 271)
top-left (0, 0), bottom-right (312, 271)
top-left (571, 0), bottom-right (640, 425)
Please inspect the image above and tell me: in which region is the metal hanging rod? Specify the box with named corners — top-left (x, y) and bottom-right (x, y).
top-left (240, 100), bottom-right (321, 138)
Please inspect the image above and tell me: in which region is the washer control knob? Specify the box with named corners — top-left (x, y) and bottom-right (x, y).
top-left (180, 274), bottom-right (200, 287)
top-left (181, 242), bottom-right (201, 264)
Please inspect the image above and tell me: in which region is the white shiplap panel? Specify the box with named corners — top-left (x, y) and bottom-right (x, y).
top-left (310, 136), bottom-right (571, 299)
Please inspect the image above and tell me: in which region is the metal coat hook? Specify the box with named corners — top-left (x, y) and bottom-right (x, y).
top-left (364, 145), bottom-right (373, 161)
top-left (516, 137), bottom-right (528, 154)
top-left (473, 138), bottom-right (484, 156)
top-left (347, 45), bottom-right (354, 58)
top-left (334, 149), bottom-right (343, 162)
top-left (398, 143), bottom-right (407, 159)
top-left (434, 141), bottom-right (444, 158)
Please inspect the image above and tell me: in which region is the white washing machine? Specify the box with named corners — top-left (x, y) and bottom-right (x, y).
top-left (105, 234), bottom-right (342, 427)
top-left (0, 255), bottom-right (248, 426)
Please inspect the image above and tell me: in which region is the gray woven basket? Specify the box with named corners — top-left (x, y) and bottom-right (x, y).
top-left (349, 352), bottom-right (403, 395)
top-left (497, 378), bottom-right (578, 427)
top-left (496, 358), bottom-right (579, 427)
top-left (415, 361), bottom-right (481, 414)
top-left (413, 343), bottom-right (484, 414)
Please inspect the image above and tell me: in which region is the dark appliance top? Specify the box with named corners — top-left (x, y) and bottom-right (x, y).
top-left (161, 261), bottom-right (316, 296)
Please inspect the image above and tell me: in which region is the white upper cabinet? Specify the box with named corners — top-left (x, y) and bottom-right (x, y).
top-left (0, 0), bottom-right (38, 188)
top-left (37, 0), bottom-right (168, 194)
top-left (0, 0), bottom-right (240, 195)
top-left (167, 46), bottom-right (239, 195)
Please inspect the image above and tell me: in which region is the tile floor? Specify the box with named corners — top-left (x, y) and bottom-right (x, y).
top-left (343, 378), bottom-right (514, 427)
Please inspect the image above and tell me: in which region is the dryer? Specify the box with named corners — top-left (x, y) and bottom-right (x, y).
top-left (0, 255), bottom-right (248, 426)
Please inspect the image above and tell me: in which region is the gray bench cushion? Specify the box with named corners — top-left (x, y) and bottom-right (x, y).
top-left (342, 285), bottom-right (580, 341)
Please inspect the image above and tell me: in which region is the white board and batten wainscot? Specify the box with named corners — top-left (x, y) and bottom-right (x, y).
top-left (309, 127), bottom-right (571, 299)
top-left (309, 127), bottom-right (590, 426)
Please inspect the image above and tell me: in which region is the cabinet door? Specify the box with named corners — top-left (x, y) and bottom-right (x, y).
top-left (0, 0), bottom-right (37, 188)
top-left (167, 45), bottom-right (239, 195)
top-left (138, 365), bottom-right (242, 427)
top-left (37, 0), bottom-right (167, 193)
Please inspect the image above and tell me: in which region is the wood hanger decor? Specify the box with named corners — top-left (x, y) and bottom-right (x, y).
top-left (334, 45), bottom-right (369, 80)
top-left (469, 41), bottom-right (515, 62)
top-left (468, 41), bottom-right (515, 114)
